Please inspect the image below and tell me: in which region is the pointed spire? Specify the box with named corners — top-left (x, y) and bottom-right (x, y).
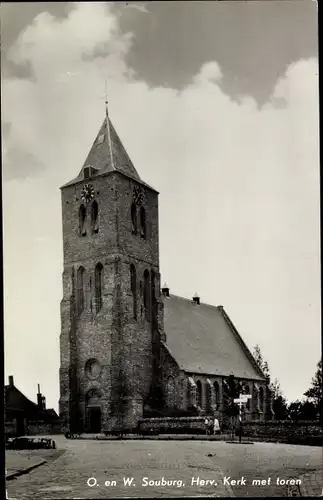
top-left (104, 78), bottom-right (115, 171)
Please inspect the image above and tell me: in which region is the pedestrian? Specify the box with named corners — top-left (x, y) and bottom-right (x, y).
top-left (205, 417), bottom-right (209, 435)
top-left (213, 417), bottom-right (220, 435)
top-left (208, 418), bottom-right (213, 435)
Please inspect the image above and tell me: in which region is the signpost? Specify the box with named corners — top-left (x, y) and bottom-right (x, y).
top-left (233, 394), bottom-right (252, 443)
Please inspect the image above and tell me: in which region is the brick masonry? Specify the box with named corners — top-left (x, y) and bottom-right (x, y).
top-left (59, 170), bottom-right (162, 433)
top-left (59, 127), bottom-right (270, 433)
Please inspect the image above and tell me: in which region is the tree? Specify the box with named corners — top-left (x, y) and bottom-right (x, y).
top-left (287, 400), bottom-right (317, 421)
top-left (304, 360), bottom-right (322, 407)
top-left (288, 400), bottom-right (303, 421)
top-left (253, 344), bottom-right (270, 382)
top-left (252, 345), bottom-right (288, 420)
top-left (222, 375), bottom-right (243, 438)
top-left (304, 359), bottom-right (322, 420)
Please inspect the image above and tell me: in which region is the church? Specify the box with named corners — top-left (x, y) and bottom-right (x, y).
top-left (59, 106), bottom-right (271, 434)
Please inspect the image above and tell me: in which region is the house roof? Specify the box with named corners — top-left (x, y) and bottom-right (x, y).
top-left (5, 385), bottom-right (59, 421)
top-left (61, 116), bottom-right (156, 192)
top-left (163, 294), bottom-right (265, 381)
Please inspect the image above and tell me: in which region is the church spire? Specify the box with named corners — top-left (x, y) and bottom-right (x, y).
top-left (105, 78), bottom-right (115, 171)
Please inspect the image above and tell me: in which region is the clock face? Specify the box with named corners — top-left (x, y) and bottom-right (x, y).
top-left (133, 185), bottom-right (144, 205)
top-left (81, 184), bottom-right (95, 203)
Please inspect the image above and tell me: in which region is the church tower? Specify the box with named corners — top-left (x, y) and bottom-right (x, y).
top-left (59, 109), bottom-right (162, 433)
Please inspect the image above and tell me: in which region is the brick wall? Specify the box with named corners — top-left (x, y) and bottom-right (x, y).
top-left (27, 421), bottom-right (63, 435)
top-left (242, 420), bottom-right (322, 445)
top-left (60, 172), bottom-right (161, 432)
top-left (138, 416), bottom-right (211, 434)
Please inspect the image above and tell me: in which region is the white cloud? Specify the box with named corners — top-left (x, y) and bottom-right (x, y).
top-left (2, 3), bottom-right (320, 408)
top-left (123, 3), bottom-right (150, 14)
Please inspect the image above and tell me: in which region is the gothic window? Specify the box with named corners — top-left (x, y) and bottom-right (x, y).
top-left (130, 264), bottom-right (137, 320)
top-left (166, 376), bottom-right (176, 407)
top-left (143, 269), bottom-right (150, 320)
top-left (77, 266), bottom-right (85, 315)
top-left (151, 270), bottom-right (157, 325)
top-left (259, 386), bottom-right (264, 412)
top-left (91, 200), bottom-right (99, 234)
top-left (196, 380), bottom-right (202, 408)
top-left (205, 381), bottom-right (212, 411)
top-left (131, 203), bottom-right (137, 235)
top-left (140, 206), bottom-right (146, 239)
top-left (188, 378), bottom-right (197, 407)
top-left (79, 205), bottom-right (86, 236)
top-left (95, 263), bottom-right (103, 313)
top-left (213, 381), bottom-right (220, 407)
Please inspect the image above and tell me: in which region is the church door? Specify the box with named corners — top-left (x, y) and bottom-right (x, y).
top-left (88, 408), bottom-right (101, 433)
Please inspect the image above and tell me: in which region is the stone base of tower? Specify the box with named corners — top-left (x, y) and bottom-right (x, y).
top-left (104, 397), bottom-right (143, 434)
top-left (59, 400), bottom-right (70, 434)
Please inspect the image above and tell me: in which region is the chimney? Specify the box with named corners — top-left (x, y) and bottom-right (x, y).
top-left (193, 292), bottom-right (200, 305)
top-left (37, 384), bottom-right (42, 409)
top-left (161, 282), bottom-right (170, 297)
top-left (8, 375), bottom-right (14, 387)
top-left (42, 395), bottom-right (46, 410)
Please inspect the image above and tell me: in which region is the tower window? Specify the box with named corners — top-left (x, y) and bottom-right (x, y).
top-left (91, 200), bottom-right (99, 234)
top-left (95, 263), bottom-right (103, 313)
top-left (131, 203), bottom-right (137, 235)
top-left (151, 270), bottom-right (157, 326)
top-left (143, 269), bottom-right (150, 321)
top-left (84, 167), bottom-right (91, 179)
top-left (130, 264), bottom-right (137, 320)
top-left (140, 206), bottom-right (146, 239)
top-left (79, 205), bottom-right (86, 236)
top-left (77, 266), bottom-right (85, 315)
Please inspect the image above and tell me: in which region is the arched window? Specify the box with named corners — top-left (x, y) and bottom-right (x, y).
top-left (95, 263), bottom-right (103, 313)
top-left (131, 203), bottom-right (137, 235)
top-left (167, 376), bottom-right (176, 407)
top-left (245, 385), bottom-right (251, 411)
top-left (205, 381), bottom-right (212, 411)
top-left (213, 381), bottom-right (220, 407)
top-left (143, 269), bottom-right (150, 320)
top-left (77, 266), bottom-right (85, 315)
top-left (130, 264), bottom-right (137, 320)
top-left (91, 200), bottom-right (99, 234)
top-left (140, 206), bottom-right (146, 239)
top-left (196, 380), bottom-right (202, 408)
top-left (79, 205), bottom-right (86, 236)
top-left (188, 378), bottom-right (197, 407)
top-left (259, 386), bottom-right (264, 412)
top-left (151, 270), bottom-right (157, 325)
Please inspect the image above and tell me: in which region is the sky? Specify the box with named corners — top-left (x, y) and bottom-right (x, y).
top-left (1, 1), bottom-right (320, 412)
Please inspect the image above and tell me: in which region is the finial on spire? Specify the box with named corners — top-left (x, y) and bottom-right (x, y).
top-left (103, 77), bottom-right (115, 171)
top-left (104, 77), bottom-right (109, 116)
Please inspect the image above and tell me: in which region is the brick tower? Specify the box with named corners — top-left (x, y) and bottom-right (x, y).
top-left (59, 107), bottom-right (162, 433)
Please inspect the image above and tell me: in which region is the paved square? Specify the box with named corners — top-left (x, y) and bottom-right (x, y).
top-left (6, 436), bottom-right (322, 498)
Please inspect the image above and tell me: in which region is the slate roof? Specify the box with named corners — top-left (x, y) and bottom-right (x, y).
top-left (163, 294), bottom-right (265, 381)
top-left (61, 116), bottom-right (157, 192)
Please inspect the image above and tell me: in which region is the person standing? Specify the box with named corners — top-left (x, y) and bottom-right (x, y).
top-left (213, 417), bottom-right (220, 434)
top-left (205, 417), bottom-right (209, 435)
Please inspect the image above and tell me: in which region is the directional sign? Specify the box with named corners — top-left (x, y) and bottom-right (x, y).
top-left (234, 397), bottom-right (247, 403)
top-left (240, 394), bottom-right (252, 399)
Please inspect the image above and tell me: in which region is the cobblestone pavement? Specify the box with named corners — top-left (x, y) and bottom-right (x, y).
top-left (6, 436), bottom-right (322, 498)
top-left (298, 469), bottom-right (323, 497)
top-left (6, 449), bottom-right (65, 477)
